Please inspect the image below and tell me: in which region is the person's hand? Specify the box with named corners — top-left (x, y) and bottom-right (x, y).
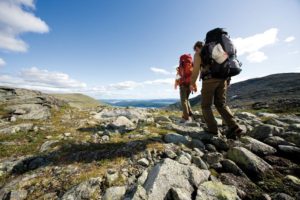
top-left (190, 84), bottom-right (197, 92)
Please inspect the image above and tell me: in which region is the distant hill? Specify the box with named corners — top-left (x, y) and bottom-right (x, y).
top-left (168, 73), bottom-right (300, 111)
top-left (52, 93), bottom-right (104, 109)
top-left (100, 99), bottom-right (178, 108)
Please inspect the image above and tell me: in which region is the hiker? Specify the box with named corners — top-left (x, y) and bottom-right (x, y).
top-left (190, 28), bottom-right (243, 138)
top-left (175, 54), bottom-right (197, 122)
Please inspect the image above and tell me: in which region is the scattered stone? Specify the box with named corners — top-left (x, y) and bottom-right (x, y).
top-left (6, 189), bottom-right (28, 200)
top-left (191, 139), bottom-right (205, 150)
top-left (164, 133), bottom-right (190, 145)
top-left (101, 135), bottom-right (110, 142)
top-left (103, 186), bottom-right (126, 200)
top-left (196, 181), bottom-right (240, 200)
top-left (177, 154), bottom-right (191, 165)
top-left (203, 152), bottom-right (223, 165)
top-left (0, 123), bottom-right (33, 134)
top-left (211, 136), bottom-right (229, 151)
top-left (284, 175), bottom-right (300, 189)
top-left (273, 193), bottom-right (295, 200)
top-left (138, 158), bottom-right (149, 167)
top-left (64, 132), bottom-right (72, 137)
top-left (192, 156), bottom-right (208, 170)
top-left (137, 170), bottom-right (148, 185)
top-left (257, 112), bottom-right (279, 118)
top-left (241, 136), bottom-right (277, 156)
top-left (61, 177), bottom-right (102, 200)
top-left (164, 149), bottom-right (177, 159)
top-left (154, 116), bottom-right (171, 124)
top-left (249, 124), bottom-right (284, 140)
top-left (39, 140), bottom-right (59, 152)
top-left (166, 187), bottom-right (191, 200)
top-left (106, 170), bottom-right (119, 186)
top-left (221, 159), bottom-right (248, 178)
top-left (227, 147), bottom-right (273, 178)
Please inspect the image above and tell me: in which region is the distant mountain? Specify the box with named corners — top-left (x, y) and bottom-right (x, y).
top-left (52, 93), bottom-right (105, 109)
top-left (169, 73), bottom-right (300, 111)
top-left (100, 99), bottom-right (178, 108)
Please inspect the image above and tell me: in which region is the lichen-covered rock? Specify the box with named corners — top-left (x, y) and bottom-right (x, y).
top-left (196, 181), bottom-right (240, 200)
top-left (249, 124), bottom-right (284, 140)
top-left (142, 158), bottom-right (210, 200)
top-left (227, 147), bottom-right (273, 178)
top-left (164, 133), bottom-right (190, 145)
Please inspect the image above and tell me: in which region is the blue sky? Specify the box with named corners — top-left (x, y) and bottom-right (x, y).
top-left (0, 0), bottom-right (299, 99)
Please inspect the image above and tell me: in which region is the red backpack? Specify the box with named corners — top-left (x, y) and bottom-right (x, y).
top-left (177, 54), bottom-right (193, 86)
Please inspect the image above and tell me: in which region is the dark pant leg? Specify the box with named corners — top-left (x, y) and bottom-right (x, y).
top-left (180, 85), bottom-right (191, 119)
top-left (214, 80), bottom-right (238, 129)
top-left (201, 80), bottom-right (219, 133)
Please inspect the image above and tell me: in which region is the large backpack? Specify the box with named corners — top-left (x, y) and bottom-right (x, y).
top-left (177, 54), bottom-right (193, 86)
top-left (200, 28), bottom-right (242, 79)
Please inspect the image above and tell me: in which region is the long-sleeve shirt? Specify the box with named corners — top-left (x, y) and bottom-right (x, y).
top-left (190, 52), bottom-right (202, 85)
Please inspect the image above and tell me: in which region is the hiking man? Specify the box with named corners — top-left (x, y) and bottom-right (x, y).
top-left (175, 54), bottom-right (197, 122)
top-left (190, 35), bottom-right (242, 138)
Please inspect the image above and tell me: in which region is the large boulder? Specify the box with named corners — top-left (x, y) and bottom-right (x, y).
top-left (196, 181), bottom-right (240, 200)
top-left (94, 108), bottom-right (149, 121)
top-left (0, 123), bottom-right (33, 134)
top-left (108, 116), bottom-right (136, 132)
top-left (103, 186), bottom-right (126, 200)
top-left (142, 158), bottom-right (210, 200)
top-left (240, 136), bottom-right (277, 156)
top-left (227, 147), bottom-right (273, 178)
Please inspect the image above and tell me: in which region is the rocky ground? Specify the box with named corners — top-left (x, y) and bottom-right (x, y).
top-left (0, 86), bottom-right (300, 200)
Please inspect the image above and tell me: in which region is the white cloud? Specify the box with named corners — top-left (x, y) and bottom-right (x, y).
top-left (108, 81), bottom-right (140, 90)
top-left (143, 78), bottom-right (173, 85)
top-left (0, 58), bottom-right (6, 67)
top-left (246, 51), bottom-right (268, 63)
top-left (284, 36), bottom-right (295, 43)
top-left (0, 0), bottom-right (49, 52)
top-left (233, 28), bottom-right (278, 63)
top-left (150, 67), bottom-right (173, 75)
top-left (288, 50), bottom-right (299, 55)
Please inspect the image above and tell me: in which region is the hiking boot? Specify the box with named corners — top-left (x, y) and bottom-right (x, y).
top-left (203, 127), bottom-right (220, 136)
top-left (226, 126), bottom-right (244, 140)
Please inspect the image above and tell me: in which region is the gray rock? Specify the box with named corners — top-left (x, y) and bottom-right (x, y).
top-left (257, 112), bottom-right (279, 118)
top-left (249, 124), bottom-right (284, 140)
top-left (131, 185), bottom-right (147, 200)
top-left (6, 189), bottom-right (28, 200)
top-left (191, 139), bottom-right (205, 150)
top-left (137, 170), bottom-right (148, 185)
top-left (221, 159), bottom-right (247, 178)
top-left (273, 193), bottom-right (295, 200)
top-left (284, 132), bottom-right (300, 147)
top-left (103, 186), bottom-right (126, 200)
top-left (278, 145), bottom-right (300, 155)
top-left (192, 156), bottom-right (208, 170)
top-left (142, 158), bottom-right (210, 200)
top-left (164, 149), bottom-right (177, 159)
top-left (177, 154), bottom-right (191, 165)
top-left (106, 170), bottom-right (119, 186)
top-left (40, 140), bottom-right (59, 152)
top-left (264, 136), bottom-right (294, 147)
top-left (284, 175), bottom-right (300, 189)
top-left (164, 133), bottom-right (190, 145)
top-left (0, 123), bottom-right (33, 134)
top-left (203, 152), bottom-right (223, 165)
top-left (196, 181), bottom-right (240, 200)
top-left (109, 116), bottom-right (136, 132)
top-left (154, 116), bottom-right (171, 124)
top-left (227, 147), bottom-right (273, 178)
top-left (240, 136), bottom-right (277, 156)
top-left (61, 177), bottom-right (102, 200)
top-left (138, 158), bottom-right (149, 167)
top-left (167, 123), bottom-right (203, 136)
top-left (94, 107), bottom-right (149, 121)
top-left (264, 118), bottom-right (289, 127)
top-left (211, 136), bottom-right (229, 151)
top-left (7, 104), bottom-right (51, 120)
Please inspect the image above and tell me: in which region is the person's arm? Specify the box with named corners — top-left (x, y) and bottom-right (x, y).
top-left (190, 53), bottom-right (201, 85)
top-left (174, 67), bottom-right (180, 90)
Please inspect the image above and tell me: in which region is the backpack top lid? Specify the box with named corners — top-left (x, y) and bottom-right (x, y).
top-left (179, 54), bottom-right (192, 65)
top-left (205, 28), bottom-right (228, 44)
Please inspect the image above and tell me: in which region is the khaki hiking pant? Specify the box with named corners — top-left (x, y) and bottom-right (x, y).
top-left (201, 78), bottom-right (238, 133)
top-left (180, 85), bottom-right (192, 120)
